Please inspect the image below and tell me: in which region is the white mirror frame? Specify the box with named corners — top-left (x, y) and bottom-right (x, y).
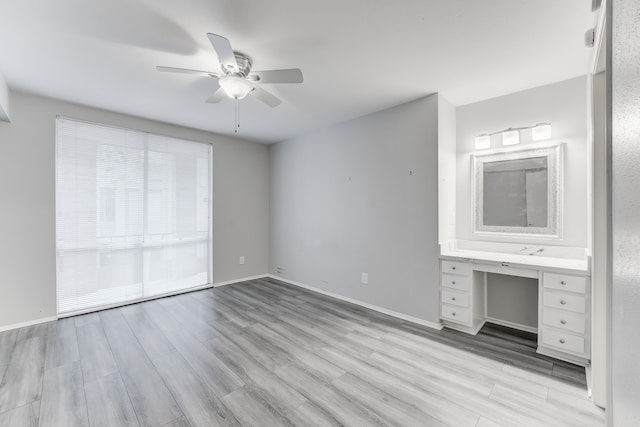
top-left (472, 143), bottom-right (564, 239)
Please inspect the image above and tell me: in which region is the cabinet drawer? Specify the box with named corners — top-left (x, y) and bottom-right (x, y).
top-left (543, 273), bottom-right (587, 294)
top-left (441, 289), bottom-right (469, 307)
top-left (541, 328), bottom-right (585, 355)
top-left (441, 260), bottom-right (471, 276)
top-left (542, 308), bottom-right (586, 334)
top-left (441, 304), bottom-right (470, 325)
top-left (441, 273), bottom-right (470, 292)
top-left (543, 291), bottom-right (586, 314)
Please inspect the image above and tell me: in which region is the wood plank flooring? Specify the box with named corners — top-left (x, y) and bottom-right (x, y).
top-left (0, 278), bottom-right (605, 426)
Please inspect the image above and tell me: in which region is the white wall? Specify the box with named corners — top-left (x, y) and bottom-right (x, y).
top-left (611, 0), bottom-right (640, 424)
top-left (456, 76), bottom-right (588, 247)
top-left (0, 91), bottom-right (270, 329)
top-left (270, 95), bottom-right (441, 323)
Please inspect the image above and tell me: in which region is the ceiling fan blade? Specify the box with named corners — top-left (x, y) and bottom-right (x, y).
top-left (249, 69), bottom-right (303, 84)
top-left (206, 33), bottom-right (238, 71)
top-left (156, 66), bottom-right (221, 77)
top-left (205, 87), bottom-right (226, 104)
top-left (251, 85), bottom-right (282, 107)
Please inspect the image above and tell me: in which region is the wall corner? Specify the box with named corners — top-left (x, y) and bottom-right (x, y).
top-left (0, 72), bottom-right (11, 122)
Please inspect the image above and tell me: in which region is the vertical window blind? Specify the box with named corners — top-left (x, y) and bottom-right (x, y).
top-left (55, 118), bottom-right (212, 315)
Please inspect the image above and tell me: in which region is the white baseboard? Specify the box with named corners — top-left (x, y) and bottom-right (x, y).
top-left (265, 274), bottom-right (443, 331)
top-left (0, 316), bottom-right (58, 333)
top-left (213, 274), bottom-right (269, 288)
top-left (585, 365), bottom-right (593, 399)
top-left (1, 273), bottom-right (440, 333)
top-left (59, 274), bottom-right (271, 317)
top-left (441, 318), bottom-right (486, 336)
top-left (1, 274), bottom-right (270, 332)
top-left (485, 317), bottom-right (538, 334)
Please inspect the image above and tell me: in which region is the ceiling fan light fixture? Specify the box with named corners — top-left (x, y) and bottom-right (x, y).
top-left (219, 76), bottom-right (253, 99)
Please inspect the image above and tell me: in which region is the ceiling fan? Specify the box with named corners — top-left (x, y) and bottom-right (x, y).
top-left (157, 33), bottom-right (303, 108)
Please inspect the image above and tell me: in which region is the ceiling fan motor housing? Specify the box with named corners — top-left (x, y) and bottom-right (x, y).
top-left (223, 52), bottom-right (253, 77)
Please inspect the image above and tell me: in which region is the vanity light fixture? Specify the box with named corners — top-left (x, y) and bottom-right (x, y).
top-left (474, 134), bottom-right (491, 150)
top-left (531, 123), bottom-right (552, 141)
top-left (502, 129), bottom-right (520, 146)
top-left (473, 122), bottom-right (552, 149)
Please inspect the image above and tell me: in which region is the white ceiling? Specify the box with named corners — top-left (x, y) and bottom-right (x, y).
top-left (0, 0), bottom-right (595, 143)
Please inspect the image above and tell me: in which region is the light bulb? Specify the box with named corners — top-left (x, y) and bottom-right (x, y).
top-left (219, 76), bottom-right (253, 99)
top-left (474, 134), bottom-right (491, 150)
top-left (531, 123), bottom-right (552, 141)
top-left (502, 130), bottom-right (520, 146)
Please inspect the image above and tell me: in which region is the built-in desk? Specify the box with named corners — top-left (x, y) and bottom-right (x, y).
top-left (440, 241), bottom-right (591, 366)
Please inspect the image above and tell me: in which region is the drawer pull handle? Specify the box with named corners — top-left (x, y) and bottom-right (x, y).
top-left (559, 338), bottom-right (566, 344)
top-left (451, 281), bottom-right (456, 285)
top-left (452, 266), bottom-right (456, 270)
top-left (452, 312), bottom-right (456, 316)
top-left (560, 300), bottom-right (567, 305)
top-left (451, 297), bottom-right (456, 301)
top-left (560, 320), bottom-right (567, 325)
top-left (560, 281), bottom-right (567, 285)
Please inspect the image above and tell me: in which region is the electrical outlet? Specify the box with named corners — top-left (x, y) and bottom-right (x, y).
top-left (239, 256), bottom-right (245, 265)
top-left (361, 272), bottom-right (368, 284)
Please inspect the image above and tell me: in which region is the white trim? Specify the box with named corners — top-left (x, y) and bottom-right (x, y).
top-left (0, 71), bottom-right (10, 122)
top-left (2, 273), bottom-right (442, 332)
top-left (58, 283), bottom-right (217, 318)
top-left (537, 345), bottom-right (590, 367)
top-left (57, 274), bottom-right (269, 319)
top-left (472, 143), bottom-right (564, 239)
top-left (0, 316), bottom-right (58, 333)
top-left (266, 274), bottom-right (443, 330)
top-left (1, 274), bottom-right (270, 331)
top-left (213, 274), bottom-right (270, 288)
top-left (485, 317), bottom-right (538, 334)
top-left (442, 318), bottom-right (486, 335)
top-left (585, 364), bottom-right (593, 399)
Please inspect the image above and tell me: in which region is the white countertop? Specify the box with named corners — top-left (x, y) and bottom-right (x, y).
top-left (440, 240), bottom-right (590, 273)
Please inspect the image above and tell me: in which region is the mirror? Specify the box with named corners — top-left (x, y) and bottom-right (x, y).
top-left (472, 144), bottom-right (563, 238)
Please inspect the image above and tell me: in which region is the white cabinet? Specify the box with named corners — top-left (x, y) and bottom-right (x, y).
top-left (439, 260), bottom-right (485, 334)
top-left (538, 272), bottom-right (591, 365)
top-left (439, 257), bottom-right (591, 366)
top-left (542, 308), bottom-right (586, 334)
top-left (441, 260), bottom-right (472, 276)
top-left (543, 272), bottom-right (587, 293)
top-left (440, 274), bottom-right (470, 292)
top-left (441, 304), bottom-right (471, 324)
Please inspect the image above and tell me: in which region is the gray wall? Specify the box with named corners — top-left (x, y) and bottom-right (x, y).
top-left (456, 76), bottom-right (588, 247)
top-left (0, 91), bottom-right (270, 329)
top-left (486, 274), bottom-right (538, 329)
top-left (269, 95), bottom-right (441, 323)
top-left (611, 0), bottom-right (640, 424)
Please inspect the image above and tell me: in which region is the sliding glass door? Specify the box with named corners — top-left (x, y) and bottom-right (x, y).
top-left (55, 118), bottom-right (212, 315)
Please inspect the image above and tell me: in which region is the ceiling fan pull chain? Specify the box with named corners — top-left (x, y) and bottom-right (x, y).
top-left (234, 98), bottom-right (239, 133)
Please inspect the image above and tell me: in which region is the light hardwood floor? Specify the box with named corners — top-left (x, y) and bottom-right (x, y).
top-left (0, 277), bottom-right (605, 426)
